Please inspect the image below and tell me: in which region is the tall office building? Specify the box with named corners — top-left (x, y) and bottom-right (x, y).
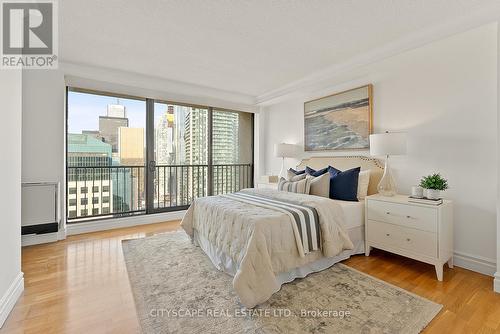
top-left (182, 109), bottom-right (244, 196)
top-left (155, 106), bottom-right (175, 207)
top-left (118, 127), bottom-right (144, 165)
top-left (212, 111), bottom-right (239, 164)
top-left (99, 104), bottom-right (129, 153)
top-left (183, 110), bottom-right (241, 165)
top-left (155, 105), bottom-right (190, 207)
top-left (116, 127), bottom-right (144, 212)
top-left (67, 134), bottom-right (113, 219)
top-left (212, 110), bottom-right (240, 194)
top-left (184, 108), bottom-right (208, 165)
top-left (155, 105), bottom-right (175, 165)
top-left (181, 108), bottom-right (208, 203)
top-left (173, 107), bottom-right (187, 164)
top-left (67, 133), bottom-right (112, 167)
top-left (107, 103), bottom-right (126, 118)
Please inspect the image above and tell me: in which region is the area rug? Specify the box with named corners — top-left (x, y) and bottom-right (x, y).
top-left (122, 231), bottom-right (442, 334)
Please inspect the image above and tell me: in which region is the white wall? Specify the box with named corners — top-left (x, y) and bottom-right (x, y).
top-left (0, 70), bottom-right (24, 326)
top-left (261, 23), bottom-right (498, 275)
top-left (22, 70), bottom-right (66, 231)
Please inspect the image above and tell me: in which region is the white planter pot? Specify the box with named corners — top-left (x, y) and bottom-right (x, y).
top-left (425, 189), bottom-right (441, 200)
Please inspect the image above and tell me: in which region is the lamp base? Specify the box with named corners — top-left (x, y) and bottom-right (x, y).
top-left (278, 157), bottom-right (285, 179)
top-left (378, 155), bottom-right (397, 196)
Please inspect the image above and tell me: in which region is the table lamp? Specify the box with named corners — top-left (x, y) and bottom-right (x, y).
top-left (274, 143), bottom-right (299, 179)
top-left (369, 132), bottom-right (407, 196)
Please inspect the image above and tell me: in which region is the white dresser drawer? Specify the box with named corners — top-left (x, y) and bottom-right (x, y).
top-left (365, 194), bottom-right (453, 281)
top-left (367, 220), bottom-right (437, 258)
top-left (367, 200), bottom-right (437, 233)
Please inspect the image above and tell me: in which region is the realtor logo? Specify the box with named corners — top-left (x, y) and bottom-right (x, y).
top-left (1, 0), bottom-right (58, 68)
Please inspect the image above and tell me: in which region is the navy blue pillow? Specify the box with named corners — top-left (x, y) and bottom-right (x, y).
top-left (328, 166), bottom-right (360, 202)
top-left (288, 168), bottom-right (306, 175)
top-left (305, 166), bottom-right (330, 177)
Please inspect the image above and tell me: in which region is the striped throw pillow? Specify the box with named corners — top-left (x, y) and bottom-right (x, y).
top-left (278, 177), bottom-right (311, 194)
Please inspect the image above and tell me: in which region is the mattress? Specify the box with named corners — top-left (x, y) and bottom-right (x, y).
top-left (330, 198), bottom-right (365, 229)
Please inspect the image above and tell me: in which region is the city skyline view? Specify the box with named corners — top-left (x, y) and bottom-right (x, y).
top-left (66, 89), bottom-right (253, 220)
top-left (67, 91), bottom-right (146, 135)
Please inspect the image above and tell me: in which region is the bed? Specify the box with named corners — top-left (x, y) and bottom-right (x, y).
top-left (181, 156), bottom-right (383, 308)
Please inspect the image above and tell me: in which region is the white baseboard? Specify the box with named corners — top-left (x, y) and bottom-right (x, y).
top-left (0, 272), bottom-right (24, 328)
top-left (66, 210), bottom-right (186, 235)
top-left (494, 272), bottom-right (500, 293)
top-left (21, 232), bottom-right (58, 247)
top-left (453, 251), bottom-right (497, 276)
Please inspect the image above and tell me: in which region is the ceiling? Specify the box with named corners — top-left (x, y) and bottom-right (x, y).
top-left (60, 0), bottom-right (500, 98)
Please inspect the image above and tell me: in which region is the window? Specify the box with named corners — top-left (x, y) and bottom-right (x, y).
top-left (67, 88), bottom-right (146, 222)
top-left (66, 88), bottom-right (254, 222)
top-left (153, 102), bottom-right (208, 208)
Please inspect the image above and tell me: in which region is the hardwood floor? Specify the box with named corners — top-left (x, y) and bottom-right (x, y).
top-left (1, 221), bottom-right (499, 333)
top-left (1, 222), bottom-right (179, 334)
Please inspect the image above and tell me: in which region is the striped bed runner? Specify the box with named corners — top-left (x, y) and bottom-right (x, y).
top-left (223, 192), bottom-right (321, 257)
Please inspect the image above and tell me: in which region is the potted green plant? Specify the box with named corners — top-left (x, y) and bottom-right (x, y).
top-left (419, 173), bottom-right (448, 199)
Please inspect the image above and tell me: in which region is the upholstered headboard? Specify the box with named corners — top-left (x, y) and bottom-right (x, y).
top-left (296, 156), bottom-right (384, 196)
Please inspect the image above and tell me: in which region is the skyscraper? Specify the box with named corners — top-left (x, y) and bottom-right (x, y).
top-left (107, 103), bottom-right (126, 118)
top-left (118, 127), bottom-right (144, 166)
top-left (212, 110), bottom-right (240, 194)
top-left (155, 105), bottom-right (175, 165)
top-left (154, 105), bottom-right (190, 207)
top-left (184, 108), bottom-right (208, 165)
top-left (116, 127), bottom-right (144, 212)
top-left (212, 110), bottom-right (239, 164)
top-left (181, 109), bottom-right (243, 196)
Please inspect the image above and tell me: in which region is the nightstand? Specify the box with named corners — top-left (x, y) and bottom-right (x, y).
top-left (256, 182), bottom-right (278, 190)
top-left (365, 194), bottom-right (453, 281)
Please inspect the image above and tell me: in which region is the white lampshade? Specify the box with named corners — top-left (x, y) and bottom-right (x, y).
top-left (369, 132), bottom-right (407, 156)
top-left (274, 143), bottom-right (298, 158)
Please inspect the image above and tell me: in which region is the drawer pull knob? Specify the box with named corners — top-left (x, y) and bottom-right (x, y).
top-left (406, 215), bottom-right (412, 219)
top-left (386, 212), bottom-right (390, 215)
top-left (386, 233), bottom-right (390, 237)
top-left (406, 238), bottom-right (411, 242)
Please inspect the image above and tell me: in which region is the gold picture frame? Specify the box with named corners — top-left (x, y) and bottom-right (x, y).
top-left (304, 84), bottom-right (373, 151)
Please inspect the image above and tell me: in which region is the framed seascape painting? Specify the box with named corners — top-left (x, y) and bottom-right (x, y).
top-left (304, 84), bottom-right (373, 151)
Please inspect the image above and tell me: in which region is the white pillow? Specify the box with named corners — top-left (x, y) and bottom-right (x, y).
top-left (278, 177), bottom-right (311, 194)
top-left (286, 169), bottom-right (306, 181)
top-left (357, 170), bottom-right (371, 199)
top-left (307, 173), bottom-right (330, 198)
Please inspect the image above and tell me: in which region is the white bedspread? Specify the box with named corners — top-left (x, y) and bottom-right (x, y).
top-left (181, 188), bottom-right (354, 308)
